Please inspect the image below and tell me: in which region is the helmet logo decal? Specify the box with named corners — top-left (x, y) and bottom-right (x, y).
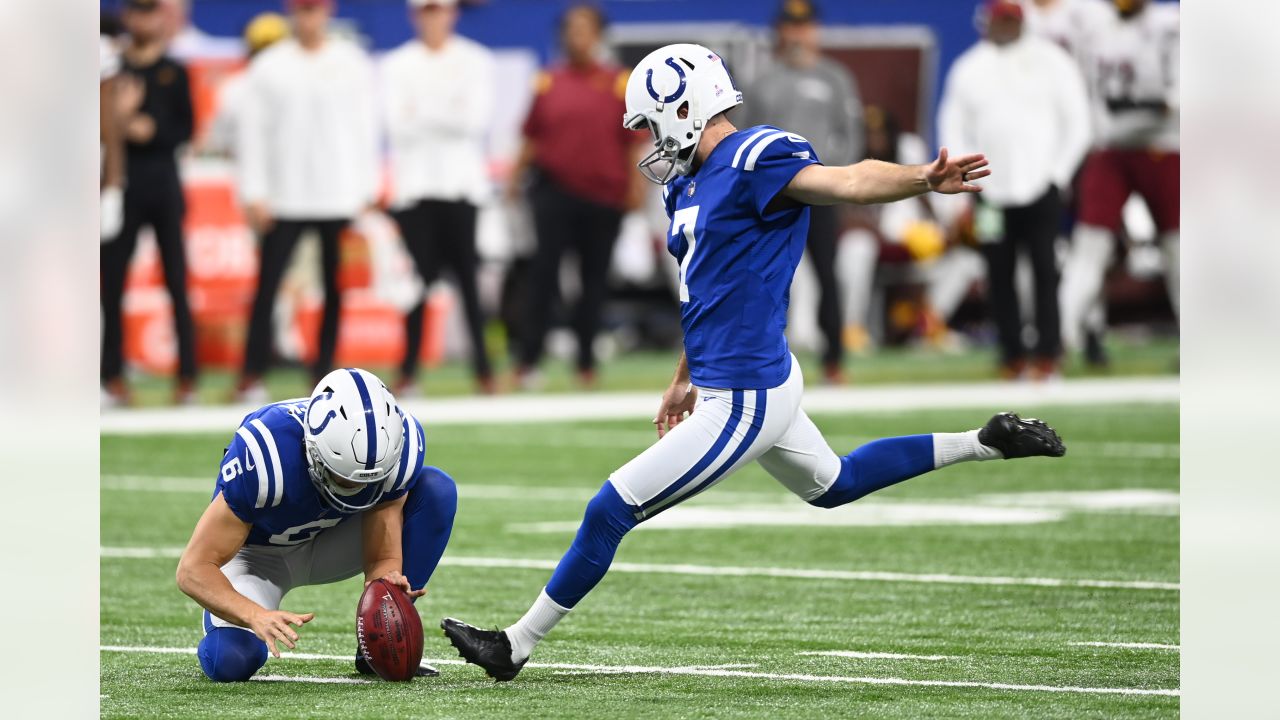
top-left (306, 392), bottom-right (336, 436)
top-left (646, 57), bottom-right (687, 104)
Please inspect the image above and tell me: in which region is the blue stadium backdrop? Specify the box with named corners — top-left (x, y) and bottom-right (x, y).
top-left (101, 0), bottom-right (1179, 139)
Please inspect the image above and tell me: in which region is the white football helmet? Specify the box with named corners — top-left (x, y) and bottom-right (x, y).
top-left (303, 368), bottom-right (405, 514)
top-left (623, 43), bottom-right (743, 185)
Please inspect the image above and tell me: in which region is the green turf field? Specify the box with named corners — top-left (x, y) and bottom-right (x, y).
top-left (100, 402), bottom-right (1178, 718)
top-left (122, 335), bottom-right (1179, 406)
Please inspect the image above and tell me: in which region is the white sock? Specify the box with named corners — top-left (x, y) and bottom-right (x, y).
top-left (933, 430), bottom-right (1002, 467)
top-left (504, 588), bottom-right (570, 663)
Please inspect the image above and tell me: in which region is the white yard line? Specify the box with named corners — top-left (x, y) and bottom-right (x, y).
top-left (799, 650), bottom-right (958, 661)
top-left (98, 474), bottom-right (600, 502)
top-left (251, 675), bottom-right (371, 685)
top-left (100, 645), bottom-right (466, 665)
top-left (99, 547), bottom-right (1178, 591)
top-left (100, 645), bottom-right (1176, 697)
top-left (101, 475), bottom-right (1178, 515)
top-left (1070, 642), bottom-right (1180, 651)
top-left (102, 546), bottom-right (184, 558)
top-left (552, 663), bottom-right (759, 676)
top-left (97, 475), bottom-right (788, 504)
top-left (100, 377), bottom-right (1178, 435)
top-left (443, 556), bottom-right (1179, 591)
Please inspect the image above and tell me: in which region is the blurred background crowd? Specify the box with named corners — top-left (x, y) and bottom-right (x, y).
top-left (98, 0), bottom-right (1180, 406)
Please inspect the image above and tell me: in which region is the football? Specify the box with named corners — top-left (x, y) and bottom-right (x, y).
top-left (356, 579), bottom-right (423, 682)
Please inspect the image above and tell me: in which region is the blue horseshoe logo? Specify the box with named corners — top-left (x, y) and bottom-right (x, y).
top-left (646, 57), bottom-right (687, 104)
top-left (307, 392), bottom-right (337, 436)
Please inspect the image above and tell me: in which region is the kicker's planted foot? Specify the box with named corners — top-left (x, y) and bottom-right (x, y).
top-left (441, 618), bottom-right (527, 681)
top-left (978, 412), bottom-right (1066, 459)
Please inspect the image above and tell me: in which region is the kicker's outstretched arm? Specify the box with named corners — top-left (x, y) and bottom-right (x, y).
top-left (783, 148), bottom-right (990, 206)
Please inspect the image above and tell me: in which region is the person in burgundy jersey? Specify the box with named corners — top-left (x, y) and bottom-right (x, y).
top-left (508, 3), bottom-right (645, 391)
top-left (1059, 0), bottom-right (1179, 358)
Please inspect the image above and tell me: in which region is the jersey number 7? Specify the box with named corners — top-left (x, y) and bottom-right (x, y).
top-left (673, 206), bottom-right (700, 303)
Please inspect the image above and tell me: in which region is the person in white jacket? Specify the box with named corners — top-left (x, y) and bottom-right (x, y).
top-left (381, 0), bottom-right (496, 396)
top-left (234, 0), bottom-right (379, 400)
top-left (938, 0), bottom-right (1091, 380)
top-left (201, 13), bottom-right (290, 159)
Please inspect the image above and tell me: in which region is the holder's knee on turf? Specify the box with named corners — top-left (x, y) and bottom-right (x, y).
top-left (198, 627), bottom-right (267, 682)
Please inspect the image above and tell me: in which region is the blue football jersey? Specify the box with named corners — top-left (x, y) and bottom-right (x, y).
top-left (213, 398), bottom-right (427, 547)
top-left (664, 125), bottom-right (820, 389)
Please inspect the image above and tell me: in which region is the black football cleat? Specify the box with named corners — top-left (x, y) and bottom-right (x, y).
top-left (978, 412), bottom-right (1067, 459)
top-left (354, 653), bottom-right (440, 678)
top-left (441, 618), bottom-right (526, 682)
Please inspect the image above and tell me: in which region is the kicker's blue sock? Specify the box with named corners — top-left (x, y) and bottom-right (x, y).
top-left (810, 435), bottom-right (937, 509)
top-left (506, 482), bottom-right (638, 662)
top-left (545, 481), bottom-right (638, 607)
top-left (401, 466), bottom-right (458, 594)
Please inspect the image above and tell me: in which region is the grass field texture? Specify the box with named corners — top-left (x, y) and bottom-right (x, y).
top-left (122, 336), bottom-right (1179, 406)
top-left (101, 402), bottom-right (1178, 718)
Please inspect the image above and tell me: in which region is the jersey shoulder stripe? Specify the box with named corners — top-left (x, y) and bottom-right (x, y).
top-left (235, 424), bottom-right (272, 509)
top-left (744, 131), bottom-right (809, 171)
top-left (249, 418), bottom-right (284, 507)
top-left (243, 422), bottom-right (275, 507)
top-left (230, 402), bottom-right (304, 510)
top-left (390, 415), bottom-right (411, 493)
top-left (391, 413), bottom-right (426, 492)
top-left (730, 128), bottom-right (777, 169)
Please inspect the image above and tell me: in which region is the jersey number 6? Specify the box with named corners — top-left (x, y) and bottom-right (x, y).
top-left (220, 457), bottom-right (243, 483)
top-left (673, 205), bottom-right (700, 303)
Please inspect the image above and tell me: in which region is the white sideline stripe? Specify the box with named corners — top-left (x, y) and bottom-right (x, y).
top-left (98, 547), bottom-right (1179, 591)
top-left (100, 645), bottom-right (467, 666)
top-left (441, 557), bottom-right (1180, 591)
top-left (252, 675), bottom-right (371, 685)
top-left (100, 475), bottom-right (601, 502)
top-left (96, 475), bottom-right (848, 507)
top-left (101, 475), bottom-right (1178, 516)
top-left (99, 645), bottom-right (1176, 697)
top-left (102, 546), bottom-right (183, 557)
top-left (799, 650), bottom-right (958, 661)
top-left (1070, 642), bottom-right (1180, 651)
top-left (553, 663), bottom-right (759, 676)
top-left (99, 377), bottom-right (1179, 435)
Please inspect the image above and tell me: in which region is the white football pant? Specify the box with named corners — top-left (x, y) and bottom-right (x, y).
top-left (609, 356), bottom-right (841, 519)
top-left (204, 516), bottom-right (365, 630)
